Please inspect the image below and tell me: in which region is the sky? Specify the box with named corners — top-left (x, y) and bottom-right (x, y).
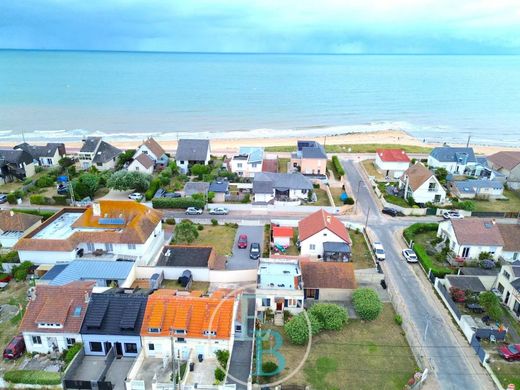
top-left (1, 0), bottom-right (520, 54)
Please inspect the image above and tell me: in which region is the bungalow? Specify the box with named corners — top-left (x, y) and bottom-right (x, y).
top-left (493, 263), bottom-right (520, 319)
top-left (374, 149), bottom-right (411, 179)
top-left (81, 289), bottom-right (149, 357)
top-left (140, 289), bottom-right (235, 360)
top-left (229, 147), bottom-right (264, 178)
top-left (272, 226), bottom-right (293, 247)
top-left (300, 260), bottom-right (356, 302)
top-left (497, 224), bottom-right (520, 263)
top-left (437, 219), bottom-right (504, 261)
top-left (399, 163), bottom-right (446, 204)
top-left (0, 210), bottom-right (42, 249)
top-left (19, 281), bottom-right (94, 353)
top-left (14, 142), bottom-right (66, 167)
top-left (449, 179), bottom-right (504, 199)
top-left (175, 139), bottom-right (211, 174)
top-left (427, 146), bottom-right (479, 175)
top-left (487, 151), bottom-right (520, 190)
top-left (208, 179), bottom-right (229, 203)
top-left (252, 172), bottom-right (313, 204)
top-left (133, 137), bottom-right (169, 168)
top-left (0, 149), bottom-right (36, 183)
top-left (14, 200), bottom-right (164, 265)
top-left (298, 209), bottom-right (351, 261)
top-left (78, 137), bottom-right (122, 171)
top-left (127, 153), bottom-right (154, 174)
top-left (290, 140), bottom-right (327, 175)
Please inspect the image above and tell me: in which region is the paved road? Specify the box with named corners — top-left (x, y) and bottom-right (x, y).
top-left (227, 226), bottom-right (264, 270)
top-left (342, 158), bottom-right (494, 390)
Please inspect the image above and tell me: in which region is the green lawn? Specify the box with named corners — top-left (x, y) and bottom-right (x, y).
top-left (329, 187), bottom-right (344, 206)
top-left (161, 280), bottom-right (210, 292)
top-left (265, 144), bottom-right (432, 154)
top-left (312, 188), bottom-right (330, 206)
top-left (350, 230), bottom-right (375, 269)
top-left (172, 224), bottom-right (237, 256)
top-left (361, 159), bottom-right (384, 180)
top-left (326, 160), bottom-right (340, 180)
top-left (278, 158), bottom-right (290, 173)
top-left (258, 305), bottom-right (417, 389)
top-left (377, 182), bottom-right (410, 208)
top-left (472, 189), bottom-right (520, 212)
top-left (490, 360), bottom-right (520, 388)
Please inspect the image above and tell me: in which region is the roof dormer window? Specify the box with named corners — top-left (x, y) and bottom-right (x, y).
top-left (203, 330), bottom-right (217, 336)
top-left (148, 327), bottom-right (161, 333)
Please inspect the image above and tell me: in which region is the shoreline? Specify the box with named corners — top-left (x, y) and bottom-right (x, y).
top-left (1, 129), bottom-right (517, 155)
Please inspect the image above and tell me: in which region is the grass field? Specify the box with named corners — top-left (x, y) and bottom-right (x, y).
top-left (173, 224), bottom-right (237, 256)
top-left (329, 187), bottom-right (344, 206)
top-left (265, 144), bottom-right (432, 154)
top-left (350, 229), bottom-right (375, 269)
top-left (490, 360), bottom-right (520, 388)
top-left (472, 189), bottom-right (520, 212)
top-left (312, 188), bottom-right (330, 206)
top-left (361, 159), bottom-right (385, 180)
top-left (259, 304), bottom-right (417, 389)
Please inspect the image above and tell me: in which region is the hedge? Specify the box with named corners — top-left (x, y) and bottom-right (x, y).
top-left (64, 343), bottom-right (83, 365)
top-left (12, 208), bottom-right (56, 220)
top-left (52, 195), bottom-right (69, 205)
top-left (403, 223), bottom-right (439, 243)
top-left (331, 156), bottom-right (345, 176)
top-left (145, 178), bottom-right (161, 201)
top-left (3, 370), bottom-right (62, 385)
top-left (29, 194), bottom-right (52, 205)
top-left (152, 197), bottom-right (205, 209)
top-left (308, 303), bottom-right (348, 330)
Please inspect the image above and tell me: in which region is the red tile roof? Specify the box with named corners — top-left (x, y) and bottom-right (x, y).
top-left (298, 209), bottom-right (351, 244)
top-left (273, 226), bottom-right (293, 237)
top-left (451, 219), bottom-right (504, 246)
top-left (143, 137), bottom-right (166, 158)
top-left (0, 210), bottom-right (41, 232)
top-left (261, 159), bottom-right (278, 173)
top-left (300, 260), bottom-right (356, 289)
top-left (135, 153), bottom-right (154, 169)
top-left (376, 149), bottom-right (410, 163)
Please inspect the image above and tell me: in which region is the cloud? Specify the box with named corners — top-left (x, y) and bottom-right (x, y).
top-left (0, 0), bottom-right (519, 53)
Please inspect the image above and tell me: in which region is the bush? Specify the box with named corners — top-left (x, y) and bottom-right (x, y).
top-left (12, 208), bottom-right (55, 220)
top-left (352, 288), bottom-right (383, 321)
top-left (0, 251), bottom-right (20, 263)
top-left (394, 314), bottom-right (403, 326)
top-left (152, 197), bottom-right (205, 209)
top-left (52, 195), bottom-right (69, 205)
top-left (146, 178), bottom-right (161, 201)
top-left (479, 291), bottom-right (502, 321)
top-left (453, 200), bottom-right (475, 211)
top-left (241, 193), bottom-right (251, 203)
top-left (197, 224), bottom-right (204, 231)
top-left (164, 218), bottom-right (176, 225)
top-left (262, 361), bottom-right (279, 375)
top-left (480, 259), bottom-right (495, 269)
top-left (64, 343), bottom-right (82, 365)
top-left (3, 370), bottom-right (61, 385)
top-left (211, 218), bottom-right (218, 226)
top-left (284, 312), bottom-right (322, 345)
top-left (29, 194), bottom-right (51, 205)
top-left (174, 220), bottom-right (199, 244)
top-left (7, 192), bottom-right (18, 204)
top-left (215, 349), bottom-right (229, 368)
top-left (331, 156), bottom-right (345, 176)
top-left (308, 303), bottom-right (348, 330)
top-left (403, 223), bottom-right (439, 243)
top-left (207, 191), bottom-right (215, 203)
top-left (344, 197), bottom-right (354, 205)
top-left (35, 175), bottom-right (54, 188)
top-left (413, 243), bottom-right (453, 278)
top-left (214, 367), bottom-right (225, 382)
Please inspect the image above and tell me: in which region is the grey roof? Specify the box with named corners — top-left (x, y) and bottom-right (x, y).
top-left (184, 181), bottom-right (210, 196)
top-left (452, 180), bottom-right (503, 195)
top-left (253, 172), bottom-right (313, 194)
top-left (39, 264), bottom-right (69, 281)
top-left (252, 176), bottom-right (274, 194)
top-left (430, 146), bottom-right (477, 163)
top-left (209, 179), bottom-right (229, 193)
top-left (157, 246), bottom-right (213, 268)
top-left (239, 147), bottom-right (264, 163)
top-left (476, 157), bottom-right (488, 167)
top-left (513, 266), bottom-right (520, 278)
top-left (15, 143), bottom-right (65, 158)
top-left (92, 141), bottom-right (122, 163)
top-left (323, 242), bottom-right (351, 253)
top-left (175, 139), bottom-right (210, 162)
top-left (446, 276), bottom-right (486, 293)
top-left (512, 279), bottom-right (520, 293)
top-left (0, 149), bottom-right (33, 165)
top-left (80, 137), bottom-right (102, 153)
top-left (295, 140), bottom-right (327, 159)
top-left (459, 267), bottom-right (499, 277)
top-left (48, 260), bottom-right (135, 286)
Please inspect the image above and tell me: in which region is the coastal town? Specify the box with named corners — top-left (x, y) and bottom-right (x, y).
top-left (0, 134), bottom-right (519, 390)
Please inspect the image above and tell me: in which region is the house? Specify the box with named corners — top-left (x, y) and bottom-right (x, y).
top-left (493, 263), bottom-right (520, 319)
top-left (298, 209), bottom-right (351, 261)
top-left (497, 224), bottom-right (520, 262)
top-left (256, 258), bottom-right (304, 316)
top-left (183, 181), bottom-right (210, 197)
top-left (78, 137), bottom-right (122, 170)
top-left (300, 260), bottom-right (356, 301)
top-left (229, 147), bottom-right (264, 178)
top-left (457, 267), bottom-right (500, 290)
top-left (133, 137), bottom-right (169, 168)
top-left (0, 149), bottom-right (36, 183)
top-left (19, 281), bottom-right (94, 353)
top-left (208, 179), bottom-right (229, 203)
top-left (140, 289), bottom-right (235, 360)
top-left (0, 210), bottom-right (42, 249)
top-left (81, 289), bottom-right (150, 357)
top-left (399, 163), bottom-right (446, 204)
top-left (437, 219), bottom-right (504, 261)
top-left (290, 140), bottom-right (327, 175)
top-left (374, 149), bottom-right (411, 178)
top-left (127, 153), bottom-right (154, 174)
top-left (449, 179), bottom-right (504, 199)
top-left (38, 260), bottom-right (136, 288)
top-left (14, 200), bottom-right (164, 265)
top-left (14, 142), bottom-right (66, 167)
top-left (445, 275), bottom-right (487, 294)
top-left (427, 146), bottom-right (479, 175)
top-left (252, 172), bottom-right (313, 204)
top-left (487, 151), bottom-right (520, 190)
top-left (272, 226), bottom-right (293, 247)
top-left (175, 139), bottom-right (211, 174)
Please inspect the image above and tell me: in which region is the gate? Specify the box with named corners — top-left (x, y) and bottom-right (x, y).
top-left (426, 208), bottom-right (437, 215)
top-left (470, 334), bottom-right (487, 363)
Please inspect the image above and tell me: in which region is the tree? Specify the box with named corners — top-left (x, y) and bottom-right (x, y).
top-left (479, 291), bottom-right (502, 321)
top-left (352, 288), bottom-right (383, 321)
top-left (116, 149), bottom-right (135, 170)
top-left (284, 312), bottom-right (322, 345)
top-left (72, 173), bottom-right (100, 199)
top-left (174, 220), bottom-right (199, 244)
top-left (308, 303), bottom-right (348, 331)
top-left (435, 167), bottom-right (448, 185)
top-left (190, 163), bottom-right (210, 178)
top-left (58, 157), bottom-right (75, 169)
top-left (107, 171), bottom-right (151, 192)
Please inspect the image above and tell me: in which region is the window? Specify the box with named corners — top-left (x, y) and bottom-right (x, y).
top-left (262, 298), bottom-right (271, 307)
top-left (148, 327), bottom-right (161, 333)
top-left (302, 189), bottom-right (307, 194)
top-left (90, 342), bottom-right (102, 352)
top-left (148, 343), bottom-right (155, 351)
top-left (497, 283), bottom-right (504, 294)
top-left (105, 243), bottom-right (113, 252)
top-left (124, 343), bottom-right (138, 354)
top-left (32, 336), bottom-right (42, 345)
top-left (87, 242), bottom-right (95, 252)
top-left (72, 306), bottom-right (82, 317)
top-left (174, 329), bottom-right (186, 334)
top-left (96, 162), bottom-right (103, 167)
top-left (237, 163), bottom-right (243, 168)
top-left (135, 166), bottom-right (139, 171)
top-left (428, 182), bottom-right (437, 191)
top-left (203, 330), bottom-right (217, 336)
top-left (128, 243), bottom-right (136, 250)
top-left (66, 338), bottom-right (76, 346)
top-left (514, 301), bottom-right (520, 317)
top-left (503, 270), bottom-right (511, 280)
top-left (46, 158), bottom-right (53, 165)
top-left (235, 324), bottom-right (242, 332)
top-left (309, 244), bottom-right (316, 251)
top-left (286, 298), bottom-right (298, 307)
top-left (177, 338), bottom-right (186, 343)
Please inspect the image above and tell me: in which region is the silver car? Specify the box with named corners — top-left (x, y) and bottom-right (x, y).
top-left (402, 249), bottom-right (418, 263)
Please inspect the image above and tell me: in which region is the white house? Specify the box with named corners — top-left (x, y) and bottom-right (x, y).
top-left (449, 179), bottom-right (504, 199)
top-left (497, 224), bottom-right (520, 263)
top-left (399, 163), bottom-right (446, 204)
top-left (0, 210), bottom-right (42, 249)
top-left (14, 142), bottom-right (66, 167)
top-left (127, 153), bottom-right (154, 174)
top-left (374, 149), bottom-right (411, 179)
top-left (272, 226), bottom-right (293, 247)
top-left (229, 147), bottom-right (264, 178)
top-left (19, 281), bottom-right (94, 354)
top-left (78, 137), bottom-right (122, 171)
top-left (437, 219), bottom-right (504, 261)
top-left (252, 172), bottom-right (313, 204)
top-left (133, 137), bottom-right (169, 168)
top-left (14, 200), bottom-right (164, 265)
top-left (175, 139), bottom-right (211, 174)
top-left (298, 209), bottom-right (351, 261)
top-left (493, 263), bottom-right (520, 319)
top-left (427, 146), bottom-right (479, 175)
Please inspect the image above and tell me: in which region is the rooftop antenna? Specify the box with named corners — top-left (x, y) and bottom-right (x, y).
top-left (323, 135), bottom-right (327, 148)
top-left (466, 135), bottom-right (471, 148)
top-left (22, 129), bottom-right (26, 143)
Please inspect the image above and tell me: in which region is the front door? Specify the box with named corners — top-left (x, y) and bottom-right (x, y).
top-left (461, 247), bottom-right (470, 258)
top-left (115, 342), bottom-right (123, 357)
top-left (505, 291), bottom-right (510, 305)
top-left (276, 301), bottom-right (283, 311)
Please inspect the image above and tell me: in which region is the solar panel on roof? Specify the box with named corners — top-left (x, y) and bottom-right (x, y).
top-left (85, 299), bottom-right (109, 328)
top-left (98, 217), bottom-right (125, 225)
top-left (120, 301), bottom-right (141, 329)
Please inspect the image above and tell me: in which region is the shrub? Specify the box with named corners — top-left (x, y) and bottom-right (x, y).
top-left (174, 220), bottom-right (199, 244)
top-left (308, 303), bottom-right (348, 330)
top-left (29, 194), bottom-right (51, 205)
top-left (3, 370), bottom-right (61, 385)
top-left (152, 197), bottom-right (205, 209)
top-left (403, 223), bottom-right (439, 243)
top-left (35, 175), bottom-right (54, 188)
top-left (207, 191), bottom-right (215, 203)
top-left (64, 343), bottom-right (82, 365)
top-left (0, 251), bottom-right (19, 263)
top-left (479, 291), bottom-right (502, 321)
top-left (284, 312), bottom-right (322, 345)
top-left (215, 349), bottom-right (230, 368)
top-left (214, 367), bottom-right (225, 382)
top-left (453, 200), bottom-right (475, 211)
top-left (478, 252), bottom-right (492, 261)
top-left (7, 192), bottom-right (18, 204)
top-left (52, 195), bottom-right (69, 205)
top-left (12, 208), bottom-right (55, 220)
top-left (164, 218), bottom-right (176, 225)
top-left (211, 218), bottom-right (218, 226)
top-left (480, 259), bottom-right (495, 269)
top-left (344, 197), bottom-right (354, 205)
top-left (241, 193), bottom-right (251, 203)
top-left (394, 314), bottom-right (403, 326)
top-left (145, 178), bottom-right (161, 200)
top-left (413, 243), bottom-right (453, 278)
top-left (262, 361), bottom-right (279, 375)
top-left (197, 224), bottom-right (204, 231)
top-left (352, 288), bottom-right (383, 321)
top-left (331, 156), bottom-right (345, 176)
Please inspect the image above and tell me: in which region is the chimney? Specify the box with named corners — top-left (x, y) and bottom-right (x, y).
top-left (326, 215), bottom-right (331, 224)
top-left (84, 291), bottom-right (90, 304)
top-left (92, 203), bottom-right (101, 216)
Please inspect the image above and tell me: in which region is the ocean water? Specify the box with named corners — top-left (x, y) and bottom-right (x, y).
top-left (1, 50), bottom-right (520, 146)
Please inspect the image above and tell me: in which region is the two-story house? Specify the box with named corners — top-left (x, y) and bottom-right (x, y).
top-left (14, 142), bottom-right (66, 167)
top-left (78, 137), bottom-right (122, 170)
top-left (497, 224), bottom-right (520, 263)
top-left (175, 139), bottom-right (211, 174)
top-left (229, 147), bottom-right (264, 178)
top-left (0, 149), bottom-right (35, 184)
top-left (290, 140), bottom-right (327, 175)
top-left (399, 163), bottom-right (446, 204)
top-left (427, 146), bottom-right (479, 175)
top-left (494, 263), bottom-right (520, 319)
top-left (487, 151), bottom-right (520, 190)
top-left (132, 137), bottom-right (169, 170)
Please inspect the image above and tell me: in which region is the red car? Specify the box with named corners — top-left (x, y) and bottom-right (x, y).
top-left (3, 335), bottom-right (25, 360)
top-left (237, 234), bottom-right (248, 249)
top-left (498, 344), bottom-right (520, 361)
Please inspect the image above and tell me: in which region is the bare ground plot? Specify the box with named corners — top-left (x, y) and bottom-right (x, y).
top-left (350, 230), bottom-right (375, 270)
top-left (361, 159), bottom-right (385, 180)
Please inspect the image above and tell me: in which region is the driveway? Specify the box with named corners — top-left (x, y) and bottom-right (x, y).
top-left (101, 189), bottom-right (134, 200)
top-left (226, 225), bottom-right (264, 270)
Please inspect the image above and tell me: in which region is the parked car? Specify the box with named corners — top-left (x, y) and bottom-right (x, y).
top-left (402, 249), bottom-right (418, 263)
top-left (498, 344), bottom-right (520, 361)
top-left (154, 188), bottom-right (166, 198)
top-left (237, 234), bottom-right (248, 249)
top-left (0, 194), bottom-right (7, 204)
top-left (249, 243), bottom-right (261, 259)
top-left (373, 242), bottom-right (386, 261)
top-left (3, 335), bottom-right (25, 360)
top-left (382, 207), bottom-right (399, 217)
top-left (443, 211), bottom-right (463, 220)
top-left (0, 274), bottom-right (12, 283)
top-left (128, 192), bottom-right (143, 201)
top-left (185, 207), bottom-right (203, 215)
top-left (57, 184), bottom-right (69, 195)
top-left (209, 207), bottom-right (229, 215)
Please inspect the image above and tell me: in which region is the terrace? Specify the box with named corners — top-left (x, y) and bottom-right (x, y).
top-left (257, 260), bottom-right (302, 290)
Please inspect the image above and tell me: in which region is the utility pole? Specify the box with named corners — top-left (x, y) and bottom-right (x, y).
top-left (364, 206), bottom-right (370, 229)
top-left (466, 134), bottom-right (471, 148)
top-left (354, 180), bottom-right (362, 213)
top-left (170, 329), bottom-right (176, 385)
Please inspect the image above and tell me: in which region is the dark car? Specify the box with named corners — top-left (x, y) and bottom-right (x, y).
top-left (57, 184), bottom-right (69, 195)
top-left (382, 207), bottom-right (399, 217)
top-left (0, 194), bottom-right (7, 204)
top-left (238, 234), bottom-right (248, 249)
top-left (249, 243), bottom-right (261, 259)
top-left (498, 344), bottom-right (520, 361)
top-left (3, 335), bottom-right (25, 360)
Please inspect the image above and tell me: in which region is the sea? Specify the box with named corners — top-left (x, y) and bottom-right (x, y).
top-left (1, 50), bottom-right (520, 146)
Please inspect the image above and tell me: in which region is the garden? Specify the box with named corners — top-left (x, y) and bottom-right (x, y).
top-left (171, 220), bottom-right (238, 256)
